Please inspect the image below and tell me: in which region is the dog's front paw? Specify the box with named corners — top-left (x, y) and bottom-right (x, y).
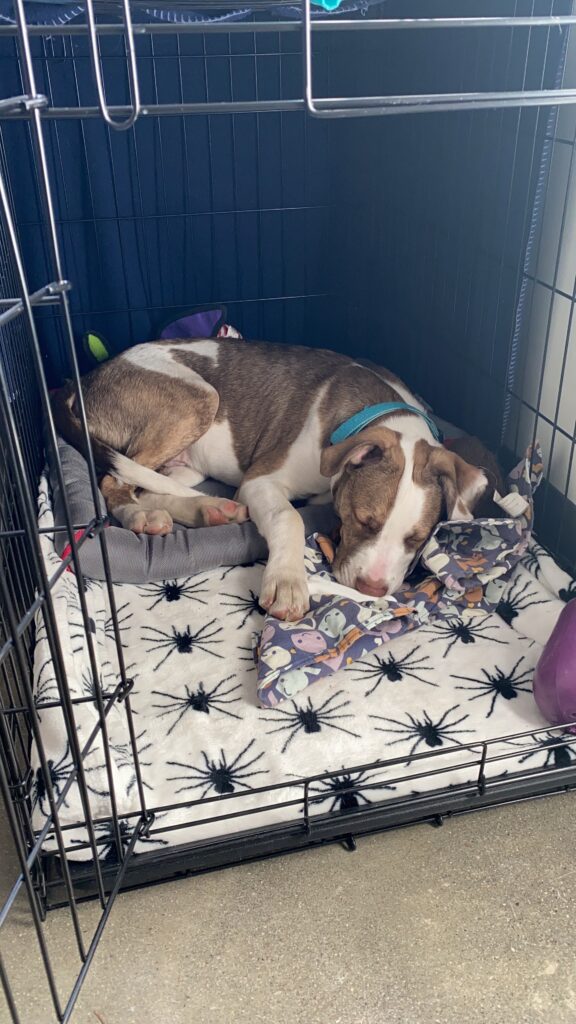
top-left (260, 569), bottom-right (309, 621)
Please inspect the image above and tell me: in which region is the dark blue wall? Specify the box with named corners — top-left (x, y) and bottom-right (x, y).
top-left (0, 2), bottom-right (568, 449)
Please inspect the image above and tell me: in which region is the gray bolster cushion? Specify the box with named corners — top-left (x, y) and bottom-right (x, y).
top-left (48, 437), bottom-right (338, 584)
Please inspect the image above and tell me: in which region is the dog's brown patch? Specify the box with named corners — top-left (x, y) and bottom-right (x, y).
top-left (319, 426), bottom-right (406, 578)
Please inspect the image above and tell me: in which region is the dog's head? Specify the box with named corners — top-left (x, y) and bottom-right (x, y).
top-left (320, 425), bottom-right (488, 597)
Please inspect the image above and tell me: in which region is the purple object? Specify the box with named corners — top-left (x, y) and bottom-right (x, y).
top-left (533, 600), bottom-right (576, 733)
top-left (159, 309), bottom-right (224, 341)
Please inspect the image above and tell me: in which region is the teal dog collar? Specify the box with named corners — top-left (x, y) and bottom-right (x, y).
top-left (330, 402), bottom-right (443, 446)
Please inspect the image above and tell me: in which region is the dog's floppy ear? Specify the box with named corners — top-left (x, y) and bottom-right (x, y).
top-left (320, 425), bottom-right (398, 479)
top-left (427, 447), bottom-right (489, 521)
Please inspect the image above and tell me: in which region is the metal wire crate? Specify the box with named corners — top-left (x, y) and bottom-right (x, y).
top-left (2, 1), bottom-right (576, 1020)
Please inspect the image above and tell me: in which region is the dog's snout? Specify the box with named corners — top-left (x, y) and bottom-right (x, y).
top-left (355, 575), bottom-right (389, 598)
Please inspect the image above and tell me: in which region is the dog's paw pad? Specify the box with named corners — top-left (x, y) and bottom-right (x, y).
top-left (202, 499), bottom-right (249, 527)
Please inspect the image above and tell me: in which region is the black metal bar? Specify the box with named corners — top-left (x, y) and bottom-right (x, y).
top-left (303, 780), bottom-right (311, 836)
top-left (0, 326), bottom-right (108, 901)
top-left (0, 702), bottom-right (65, 1019)
top-left (0, 952), bottom-right (21, 1024)
top-left (0, 520), bottom-right (108, 668)
top-left (59, 815), bottom-right (147, 1024)
top-left (42, 771), bottom-right (576, 909)
top-left (0, 519), bottom-right (104, 539)
top-left (477, 743), bottom-right (488, 796)
top-left (41, 716), bottom-right (576, 842)
top-left (14, 0), bottom-right (147, 866)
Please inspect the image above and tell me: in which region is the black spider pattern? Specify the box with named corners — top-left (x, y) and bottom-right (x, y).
top-left (237, 644), bottom-right (257, 670)
top-left (34, 619), bottom-right (48, 646)
top-left (309, 769), bottom-right (395, 813)
top-left (83, 730), bottom-right (153, 797)
top-left (111, 731), bottom-right (153, 795)
top-left (167, 738), bottom-right (268, 798)
top-left (370, 705), bottom-right (473, 759)
top-left (452, 656), bottom-right (533, 717)
top-left (72, 818), bottom-right (168, 864)
top-left (559, 579), bottom-right (576, 604)
top-left (496, 576), bottom-right (549, 626)
top-left (142, 620), bottom-right (224, 671)
top-left (104, 602), bottom-right (133, 647)
top-left (219, 559), bottom-right (265, 582)
top-left (80, 667), bottom-right (105, 702)
top-left (152, 674), bottom-right (242, 733)
top-left (31, 744), bottom-right (73, 816)
top-left (81, 662), bottom-right (139, 709)
top-left (420, 615), bottom-right (508, 656)
top-left (138, 577), bottom-right (210, 611)
top-left (38, 489), bottom-right (51, 523)
top-left (260, 691), bottom-right (361, 754)
top-left (351, 646), bottom-right (436, 697)
top-left (69, 612), bottom-right (97, 654)
top-left (220, 589), bottom-right (265, 629)
top-left (520, 542), bottom-right (548, 580)
top-left (507, 731), bottom-right (576, 770)
top-left (34, 655), bottom-right (59, 709)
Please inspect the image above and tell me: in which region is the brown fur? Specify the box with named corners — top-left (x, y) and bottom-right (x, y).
top-left (322, 431), bottom-right (494, 585)
top-left (52, 340), bottom-right (501, 588)
top-left (172, 342), bottom-right (412, 478)
top-left (52, 360), bottom-right (219, 522)
top-left (442, 436), bottom-right (506, 517)
top-left (319, 426), bottom-right (408, 582)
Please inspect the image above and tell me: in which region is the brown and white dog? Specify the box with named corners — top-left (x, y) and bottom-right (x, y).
top-left (52, 339), bottom-right (496, 621)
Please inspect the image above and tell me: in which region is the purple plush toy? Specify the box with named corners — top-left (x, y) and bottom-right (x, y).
top-left (533, 600), bottom-right (576, 733)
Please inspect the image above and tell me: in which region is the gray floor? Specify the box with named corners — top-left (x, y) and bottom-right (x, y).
top-left (2, 795), bottom-right (576, 1024)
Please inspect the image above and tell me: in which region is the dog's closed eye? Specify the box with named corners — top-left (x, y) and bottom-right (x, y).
top-left (355, 513), bottom-right (381, 534)
top-left (404, 531), bottom-right (427, 552)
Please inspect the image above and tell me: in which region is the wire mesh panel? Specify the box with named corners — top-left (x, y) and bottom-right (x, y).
top-left (503, 25), bottom-right (576, 573)
top-left (1, 2), bottom-right (576, 1021)
top-left (0, 2), bottom-right (152, 1019)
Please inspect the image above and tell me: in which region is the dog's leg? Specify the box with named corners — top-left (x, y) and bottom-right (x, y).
top-left (96, 374), bottom-right (247, 534)
top-left (238, 475), bottom-right (308, 621)
top-left (135, 488), bottom-right (250, 528)
top-left (100, 476), bottom-right (175, 535)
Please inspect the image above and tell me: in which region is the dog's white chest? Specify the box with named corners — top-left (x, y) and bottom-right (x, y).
top-left (188, 420), bottom-right (243, 486)
top-left (271, 395), bottom-right (326, 498)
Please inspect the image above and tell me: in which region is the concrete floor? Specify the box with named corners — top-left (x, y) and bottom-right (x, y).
top-left (1, 795), bottom-right (576, 1024)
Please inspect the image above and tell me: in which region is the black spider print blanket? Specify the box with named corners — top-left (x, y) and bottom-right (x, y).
top-left (32, 476), bottom-right (576, 860)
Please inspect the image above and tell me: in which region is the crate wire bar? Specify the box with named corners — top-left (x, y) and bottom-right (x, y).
top-left (3, 9), bottom-right (576, 118)
top-left (1, 1), bottom-right (576, 1021)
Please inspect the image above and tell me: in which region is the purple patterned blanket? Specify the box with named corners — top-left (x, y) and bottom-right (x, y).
top-left (255, 447), bottom-right (542, 707)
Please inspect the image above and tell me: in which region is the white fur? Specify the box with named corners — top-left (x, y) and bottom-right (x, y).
top-left (236, 393), bottom-right (328, 618)
top-left (110, 452), bottom-right (195, 497)
top-left (121, 343), bottom-right (216, 388)
top-left (337, 436), bottom-right (429, 595)
top-left (187, 419), bottom-right (243, 487)
top-left (161, 465), bottom-right (207, 488)
top-left (172, 339), bottom-right (220, 362)
top-left (269, 391), bottom-right (327, 499)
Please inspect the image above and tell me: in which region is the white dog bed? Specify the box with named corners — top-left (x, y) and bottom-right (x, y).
top-left (32, 474), bottom-right (576, 861)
